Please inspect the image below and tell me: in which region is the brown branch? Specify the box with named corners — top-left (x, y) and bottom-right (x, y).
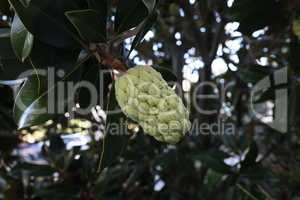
top-left (89, 44), bottom-right (128, 73)
top-left (109, 25), bottom-right (141, 47)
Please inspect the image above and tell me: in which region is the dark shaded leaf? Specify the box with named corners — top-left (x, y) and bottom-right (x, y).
top-left (240, 142), bottom-right (259, 172)
top-left (13, 162), bottom-right (56, 177)
top-left (34, 183), bottom-right (81, 200)
top-left (154, 66), bottom-right (178, 82)
top-left (0, 29), bottom-right (34, 80)
top-left (153, 149), bottom-right (177, 168)
top-left (9, 0), bottom-right (87, 48)
top-left (115, 0), bottom-right (148, 33)
top-left (0, 131), bottom-right (20, 151)
top-left (237, 65), bottom-right (271, 84)
top-left (205, 170), bottom-right (224, 191)
top-left (142, 0), bottom-right (156, 12)
top-left (0, 56), bottom-right (32, 81)
top-left (241, 166), bottom-right (274, 182)
top-left (230, 0), bottom-right (287, 35)
top-left (191, 150), bottom-right (232, 174)
top-left (66, 9), bottom-right (106, 42)
top-left (128, 10), bottom-right (158, 57)
top-left (49, 135), bottom-right (66, 154)
top-left (29, 40), bottom-right (80, 74)
top-left (0, 29), bottom-right (14, 58)
top-left (86, 0), bottom-right (107, 14)
top-left (0, 0), bottom-right (10, 14)
top-left (253, 88), bottom-right (275, 103)
top-left (99, 86), bottom-right (129, 170)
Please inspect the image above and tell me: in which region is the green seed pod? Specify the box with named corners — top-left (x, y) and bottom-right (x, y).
top-left (115, 65), bottom-right (191, 144)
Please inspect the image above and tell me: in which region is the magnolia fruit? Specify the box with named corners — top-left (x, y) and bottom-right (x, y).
top-left (115, 65), bottom-right (191, 144)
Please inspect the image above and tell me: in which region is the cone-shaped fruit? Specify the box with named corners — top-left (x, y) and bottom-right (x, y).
top-left (115, 65), bottom-right (191, 144)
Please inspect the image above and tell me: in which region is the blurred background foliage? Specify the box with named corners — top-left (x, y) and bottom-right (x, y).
top-left (0, 0), bottom-right (300, 199)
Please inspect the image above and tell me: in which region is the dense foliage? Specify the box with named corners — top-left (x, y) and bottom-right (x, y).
top-left (0, 0), bottom-right (299, 199)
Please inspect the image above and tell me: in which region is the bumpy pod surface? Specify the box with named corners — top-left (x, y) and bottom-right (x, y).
top-left (115, 65), bottom-right (191, 144)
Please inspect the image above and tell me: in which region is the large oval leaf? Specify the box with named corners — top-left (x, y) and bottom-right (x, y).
top-left (13, 74), bottom-right (52, 129)
top-left (12, 48), bottom-right (88, 129)
top-left (191, 151), bottom-right (232, 174)
top-left (115, 0), bottom-right (148, 33)
top-left (11, 14), bottom-right (34, 62)
top-left (9, 0), bottom-right (86, 48)
top-left (128, 10), bottom-right (158, 56)
top-left (0, 28), bottom-right (15, 59)
top-left (65, 9), bottom-right (106, 43)
top-left (142, 0), bottom-right (156, 12)
top-left (0, 30), bottom-right (34, 80)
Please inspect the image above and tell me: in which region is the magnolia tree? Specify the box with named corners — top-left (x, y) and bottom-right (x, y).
top-left (0, 0), bottom-right (299, 199)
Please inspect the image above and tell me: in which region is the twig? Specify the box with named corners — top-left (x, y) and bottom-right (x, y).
top-left (96, 80), bottom-right (114, 174)
top-left (257, 184), bottom-right (275, 200)
top-left (236, 183), bottom-right (259, 200)
top-left (108, 26), bottom-right (141, 47)
top-left (90, 44), bottom-right (127, 73)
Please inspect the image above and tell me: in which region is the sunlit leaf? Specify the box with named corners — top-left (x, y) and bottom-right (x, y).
top-left (11, 14), bottom-right (34, 62)
top-left (142, 0), bottom-right (156, 12)
top-left (13, 74), bottom-right (52, 129)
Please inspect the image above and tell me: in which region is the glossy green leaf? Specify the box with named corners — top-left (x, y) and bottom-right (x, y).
top-left (128, 10), bottom-right (158, 57)
top-left (142, 0), bottom-right (156, 12)
top-left (0, 58), bottom-right (34, 80)
top-left (154, 66), bottom-right (178, 82)
top-left (12, 45), bottom-right (87, 129)
top-left (0, 31), bottom-right (34, 80)
top-left (86, 0), bottom-right (107, 11)
top-left (65, 9), bottom-right (106, 42)
top-left (191, 151), bottom-right (232, 174)
top-left (29, 40), bottom-right (80, 74)
top-left (13, 74), bottom-right (52, 129)
top-left (98, 87), bottom-right (129, 171)
top-left (86, 0), bottom-right (107, 34)
top-left (9, 0), bottom-right (85, 48)
top-left (240, 142), bottom-right (259, 172)
top-left (237, 65), bottom-right (271, 84)
top-left (11, 15), bottom-right (34, 62)
top-left (115, 0), bottom-right (148, 33)
top-left (205, 170), bottom-right (224, 191)
top-left (230, 0), bottom-right (286, 35)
